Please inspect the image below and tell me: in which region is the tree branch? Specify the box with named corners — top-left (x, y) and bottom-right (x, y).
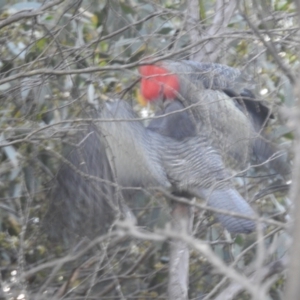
top-left (0, 0), bottom-right (65, 30)
top-left (186, 0), bottom-right (238, 62)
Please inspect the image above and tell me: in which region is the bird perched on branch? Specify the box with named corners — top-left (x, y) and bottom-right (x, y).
top-left (139, 60), bottom-right (290, 178)
top-left (49, 63), bottom-right (284, 241)
top-left (45, 97), bottom-right (257, 243)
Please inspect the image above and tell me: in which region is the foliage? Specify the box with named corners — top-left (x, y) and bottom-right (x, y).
top-left (0, 0), bottom-right (296, 299)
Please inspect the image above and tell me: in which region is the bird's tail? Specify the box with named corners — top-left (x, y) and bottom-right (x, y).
top-left (200, 188), bottom-right (257, 234)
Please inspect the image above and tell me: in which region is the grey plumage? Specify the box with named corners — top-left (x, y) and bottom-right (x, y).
top-left (147, 100), bottom-right (197, 141)
top-left (162, 60), bottom-right (253, 91)
top-left (48, 58), bottom-right (283, 240)
top-left (100, 100), bottom-right (171, 190)
top-left (158, 60), bottom-right (290, 177)
top-left (43, 125), bottom-right (118, 243)
top-left (101, 99), bottom-right (256, 233)
top-left (45, 97), bottom-right (256, 239)
top-left (151, 100), bottom-right (256, 233)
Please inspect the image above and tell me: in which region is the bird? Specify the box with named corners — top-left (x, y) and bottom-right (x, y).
top-left (139, 60), bottom-right (291, 178)
top-left (44, 97), bottom-right (256, 242)
top-left (98, 99), bottom-right (256, 233)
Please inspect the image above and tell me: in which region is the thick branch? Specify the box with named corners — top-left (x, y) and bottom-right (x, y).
top-left (168, 203), bottom-right (193, 300)
top-left (283, 2), bottom-right (300, 298)
top-left (284, 86), bottom-right (300, 299)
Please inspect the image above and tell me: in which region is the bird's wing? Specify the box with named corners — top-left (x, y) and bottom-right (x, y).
top-left (99, 100), bottom-right (171, 189)
top-left (44, 125), bottom-right (118, 241)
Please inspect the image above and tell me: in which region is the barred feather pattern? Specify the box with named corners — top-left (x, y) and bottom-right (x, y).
top-left (160, 69), bottom-right (253, 168)
top-left (101, 100), bottom-right (256, 233)
top-left (158, 60), bottom-right (290, 176)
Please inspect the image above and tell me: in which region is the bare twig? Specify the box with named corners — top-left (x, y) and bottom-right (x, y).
top-left (214, 257), bottom-right (287, 300)
top-left (119, 222), bottom-right (268, 299)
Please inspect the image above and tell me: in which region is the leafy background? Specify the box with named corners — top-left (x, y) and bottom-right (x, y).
top-left (0, 0), bottom-right (297, 299)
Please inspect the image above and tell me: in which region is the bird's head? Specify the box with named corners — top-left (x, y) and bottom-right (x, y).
top-left (138, 65), bottom-right (180, 106)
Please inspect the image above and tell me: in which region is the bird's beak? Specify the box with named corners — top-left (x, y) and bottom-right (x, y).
top-left (136, 89), bottom-right (148, 106)
top-left (136, 88), bottom-right (165, 112)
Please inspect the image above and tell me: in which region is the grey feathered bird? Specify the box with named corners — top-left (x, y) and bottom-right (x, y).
top-left (45, 96), bottom-right (256, 241)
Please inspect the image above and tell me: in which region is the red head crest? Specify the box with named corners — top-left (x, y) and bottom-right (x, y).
top-left (139, 65), bottom-right (180, 102)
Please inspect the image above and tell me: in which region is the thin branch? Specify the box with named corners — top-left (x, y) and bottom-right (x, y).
top-left (240, 8), bottom-right (296, 84)
top-left (98, 245), bottom-right (155, 296)
top-left (119, 222), bottom-right (267, 299)
top-left (214, 258), bottom-right (287, 300)
top-left (187, 0), bottom-right (238, 61)
top-left (0, 0), bottom-right (65, 30)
